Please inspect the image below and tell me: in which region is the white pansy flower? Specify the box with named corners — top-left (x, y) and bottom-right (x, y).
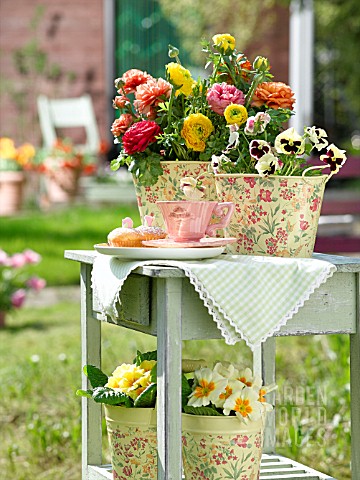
top-left (320, 144), bottom-right (347, 173)
top-left (255, 153), bottom-right (281, 176)
top-left (275, 127), bottom-right (305, 155)
top-left (223, 124), bottom-right (240, 152)
top-left (305, 126), bottom-right (328, 151)
top-left (180, 176), bottom-right (205, 200)
top-left (244, 111), bottom-right (271, 135)
top-left (211, 153), bottom-right (230, 173)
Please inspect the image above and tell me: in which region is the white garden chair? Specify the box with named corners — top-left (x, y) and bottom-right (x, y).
top-left (37, 94), bottom-right (100, 155)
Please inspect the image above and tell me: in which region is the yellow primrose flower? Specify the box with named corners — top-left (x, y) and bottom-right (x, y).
top-left (181, 113), bottom-right (214, 152)
top-left (139, 359), bottom-right (156, 372)
top-left (0, 137), bottom-right (17, 159)
top-left (224, 104), bottom-right (248, 126)
top-left (106, 363), bottom-right (145, 393)
top-left (166, 62), bottom-right (195, 96)
top-left (212, 33), bottom-right (236, 53)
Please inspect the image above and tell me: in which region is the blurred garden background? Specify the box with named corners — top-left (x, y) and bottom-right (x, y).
top-left (0, 0), bottom-right (359, 479)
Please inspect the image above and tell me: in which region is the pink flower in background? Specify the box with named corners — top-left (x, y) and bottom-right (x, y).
top-left (134, 78), bottom-right (172, 117)
top-left (206, 82), bottom-right (245, 115)
top-left (9, 253), bottom-right (27, 268)
top-left (11, 289), bottom-right (26, 308)
top-left (26, 276), bottom-right (46, 291)
top-left (0, 249), bottom-right (8, 265)
top-left (23, 249), bottom-right (41, 264)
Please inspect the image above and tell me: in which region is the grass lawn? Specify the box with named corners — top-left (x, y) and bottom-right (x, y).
top-left (0, 204), bottom-right (140, 286)
top-left (0, 301), bottom-right (351, 480)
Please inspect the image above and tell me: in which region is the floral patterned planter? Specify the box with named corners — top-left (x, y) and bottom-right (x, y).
top-left (104, 405), bottom-right (157, 480)
top-left (182, 413), bottom-right (264, 480)
top-left (215, 174), bottom-right (327, 258)
top-left (132, 161), bottom-right (216, 229)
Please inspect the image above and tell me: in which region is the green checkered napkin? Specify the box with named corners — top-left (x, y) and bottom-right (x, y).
top-left (92, 254), bottom-right (336, 350)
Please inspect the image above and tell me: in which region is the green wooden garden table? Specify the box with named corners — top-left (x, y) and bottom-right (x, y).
top-left (65, 250), bottom-right (360, 480)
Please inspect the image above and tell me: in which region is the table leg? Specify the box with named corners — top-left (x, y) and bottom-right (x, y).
top-left (253, 336), bottom-right (276, 454)
top-left (156, 277), bottom-right (183, 480)
top-left (350, 272), bottom-right (360, 478)
top-left (80, 263), bottom-right (102, 479)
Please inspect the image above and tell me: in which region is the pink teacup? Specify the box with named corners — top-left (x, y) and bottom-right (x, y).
top-left (157, 201), bottom-right (234, 242)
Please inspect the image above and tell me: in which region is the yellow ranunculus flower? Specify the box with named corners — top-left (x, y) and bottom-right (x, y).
top-left (0, 137), bottom-right (17, 159)
top-left (224, 104), bottom-right (248, 126)
top-left (212, 34), bottom-right (236, 53)
top-left (166, 62), bottom-right (195, 96)
top-left (181, 113), bottom-right (214, 152)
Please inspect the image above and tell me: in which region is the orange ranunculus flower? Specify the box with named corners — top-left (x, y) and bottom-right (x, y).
top-left (111, 114), bottom-right (134, 137)
top-left (118, 69), bottom-right (152, 94)
top-left (134, 78), bottom-right (172, 117)
top-left (252, 82), bottom-right (295, 110)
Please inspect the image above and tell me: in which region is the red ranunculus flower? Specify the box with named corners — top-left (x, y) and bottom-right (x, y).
top-left (122, 120), bottom-right (162, 155)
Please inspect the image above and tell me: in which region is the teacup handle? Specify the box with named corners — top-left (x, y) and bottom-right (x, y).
top-left (205, 202), bottom-right (234, 237)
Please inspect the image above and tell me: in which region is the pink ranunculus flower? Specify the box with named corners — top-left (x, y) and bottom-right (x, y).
top-left (9, 253), bottom-right (27, 268)
top-left (111, 114), bottom-right (134, 137)
top-left (23, 249), bottom-right (41, 264)
top-left (122, 120), bottom-right (162, 155)
top-left (11, 289), bottom-right (27, 308)
top-left (206, 82), bottom-right (245, 115)
top-left (26, 276), bottom-right (47, 292)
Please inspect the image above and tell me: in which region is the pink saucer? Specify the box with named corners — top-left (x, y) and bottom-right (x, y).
top-left (142, 237), bottom-right (237, 249)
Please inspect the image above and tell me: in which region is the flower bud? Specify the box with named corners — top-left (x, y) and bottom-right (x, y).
top-left (168, 44), bottom-right (179, 58)
top-left (253, 56), bottom-right (270, 72)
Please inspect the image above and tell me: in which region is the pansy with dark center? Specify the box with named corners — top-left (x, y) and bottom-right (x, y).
top-left (249, 140), bottom-right (271, 160)
top-left (320, 144), bottom-right (347, 173)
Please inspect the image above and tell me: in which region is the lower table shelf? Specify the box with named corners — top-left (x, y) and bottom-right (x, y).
top-left (86, 454), bottom-right (335, 480)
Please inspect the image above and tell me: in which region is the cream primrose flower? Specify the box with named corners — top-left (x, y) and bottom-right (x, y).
top-left (223, 386), bottom-right (263, 423)
top-left (180, 176), bottom-right (206, 200)
top-left (244, 111), bottom-right (271, 136)
top-left (187, 367), bottom-right (228, 408)
top-left (275, 127), bottom-right (305, 155)
top-left (320, 144), bottom-right (347, 173)
top-left (305, 126), bottom-right (329, 151)
top-left (255, 153), bottom-right (282, 176)
top-left (237, 367), bottom-right (263, 390)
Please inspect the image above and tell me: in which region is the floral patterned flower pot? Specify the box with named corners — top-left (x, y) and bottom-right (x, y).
top-left (0, 171), bottom-right (25, 216)
top-left (132, 161), bottom-right (216, 229)
top-left (182, 413), bottom-right (264, 480)
top-left (215, 174), bottom-right (328, 257)
top-left (104, 405), bottom-right (157, 480)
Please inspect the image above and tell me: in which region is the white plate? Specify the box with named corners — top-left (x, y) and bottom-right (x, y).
top-left (94, 244), bottom-right (225, 260)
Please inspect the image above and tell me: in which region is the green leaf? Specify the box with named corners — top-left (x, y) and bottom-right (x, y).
top-left (83, 365), bottom-right (108, 388)
top-left (76, 389), bottom-right (93, 398)
top-left (181, 374), bottom-right (192, 409)
top-left (134, 350), bottom-right (157, 366)
top-left (183, 405), bottom-right (223, 416)
top-left (150, 363), bottom-right (157, 383)
top-left (134, 383), bottom-right (157, 408)
top-left (92, 387), bottom-right (133, 406)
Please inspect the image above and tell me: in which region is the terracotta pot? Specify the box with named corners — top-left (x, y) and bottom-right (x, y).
top-left (44, 167), bottom-right (80, 203)
top-left (215, 173), bottom-right (327, 257)
top-left (182, 413), bottom-right (265, 479)
top-left (104, 405), bottom-right (157, 479)
top-left (132, 161), bottom-right (216, 229)
top-left (0, 171), bottom-right (25, 216)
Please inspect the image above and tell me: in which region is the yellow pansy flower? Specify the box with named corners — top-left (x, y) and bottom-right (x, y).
top-left (212, 34), bottom-right (236, 53)
top-left (181, 113), bottom-right (214, 152)
top-left (166, 62), bottom-right (195, 96)
top-left (224, 104), bottom-right (248, 126)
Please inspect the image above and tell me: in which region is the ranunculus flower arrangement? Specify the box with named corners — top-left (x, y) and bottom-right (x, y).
top-left (0, 249), bottom-right (46, 314)
top-left (110, 33), bottom-right (348, 186)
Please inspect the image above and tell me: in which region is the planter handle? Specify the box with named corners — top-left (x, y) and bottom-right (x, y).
top-left (302, 165), bottom-right (334, 184)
